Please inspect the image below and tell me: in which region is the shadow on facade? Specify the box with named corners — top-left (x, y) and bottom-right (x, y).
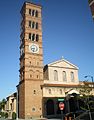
top-left (43, 98), bottom-right (65, 118)
top-left (43, 93), bottom-right (83, 118)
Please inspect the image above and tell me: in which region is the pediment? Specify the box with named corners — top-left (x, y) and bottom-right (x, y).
top-left (48, 58), bottom-right (78, 69)
top-left (65, 89), bottom-right (79, 95)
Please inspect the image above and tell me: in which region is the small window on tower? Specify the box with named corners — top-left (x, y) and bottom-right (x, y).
top-left (32, 10), bottom-right (35, 16)
top-left (37, 75), bottom-right (39, 79)
top-left (29, 21), bottom-right (31, 27)
top-left (36, 34), bottom-right (39, 42)
top-left (35, 10), bottom-right (38, 17)
top-left (33, 90), bottom-right (36, 94)
top-left (32, 21), bottom-right (35, 29)
top-left (30, 74), bottom-right (32, 78)
top-left (37, 62), bottom-right (39, 65)
top-left (29, 33), bottom-right (31, 40)
top-left (29, 9), bottom-right (31, 15)
top-left (36, 22), bottom-right (38, 29)
top-left (32, 34), bottom-right (35, 41)
top-left (32, 107), bottom-right (35, 112)
top-left (30, 61), bottom-right (31, 65)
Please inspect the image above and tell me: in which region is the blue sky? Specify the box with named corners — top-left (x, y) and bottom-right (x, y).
top-left (0, 0), bottom-right (94, 100)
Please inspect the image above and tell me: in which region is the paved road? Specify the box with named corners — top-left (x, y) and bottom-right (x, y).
top-left (0, 118), bottom-right (6, 120)
top-left (47, 118), bottom-right (61, 120)
top-left (0, 118), bottom-right (61, 120)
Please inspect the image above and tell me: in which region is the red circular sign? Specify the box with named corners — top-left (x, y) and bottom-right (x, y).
top-left (59, 102), bottom-right (64, 110)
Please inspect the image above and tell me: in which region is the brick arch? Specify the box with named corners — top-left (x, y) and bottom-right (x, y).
top-left (46, 99), bottom-right (55, 115)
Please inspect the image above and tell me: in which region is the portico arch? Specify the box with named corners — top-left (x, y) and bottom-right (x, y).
top-left (65, 89), bottom-right (80, 113)
top-left (46, 99), bottom-right (55, 115)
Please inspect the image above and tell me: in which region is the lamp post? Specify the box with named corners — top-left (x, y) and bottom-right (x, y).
top-left (16, 86), bottom-right (18, 120)
top-left (84, 75), bottom-right (93, 83)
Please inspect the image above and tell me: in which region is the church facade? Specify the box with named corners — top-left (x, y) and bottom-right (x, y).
top-left (17, 1), bottom-right (94, 119)
top-left (42, 58), bottom-right (80, 117)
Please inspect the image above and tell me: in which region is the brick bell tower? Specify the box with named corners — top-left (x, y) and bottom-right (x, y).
top-left (18, 2), bottom-right (43, 119)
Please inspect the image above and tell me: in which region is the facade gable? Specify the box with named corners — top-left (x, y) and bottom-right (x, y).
top-left (48, 58), bottom-right (78, 70)
top-left (44, 58), bottom-right (79, 85)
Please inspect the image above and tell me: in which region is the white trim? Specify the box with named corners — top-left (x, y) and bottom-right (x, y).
top-left (67, 90), bottom-right (79, 95)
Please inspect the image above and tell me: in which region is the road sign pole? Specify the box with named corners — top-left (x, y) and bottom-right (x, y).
top-left (61, 110), bottom-right (63, 120)
top-left (59, 102), bottom-right (64, 120)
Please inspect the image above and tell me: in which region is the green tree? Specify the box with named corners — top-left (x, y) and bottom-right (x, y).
top-left (79, 81), bottom-right (93, 111)
top-left (79, 81), bottom-right (94, 120)
top-left (0, 99), bottom-right (6, 111)
top-left (12, 112), bottom-right (16, 120)
top-left (5, 112), bottom-right (8, 118)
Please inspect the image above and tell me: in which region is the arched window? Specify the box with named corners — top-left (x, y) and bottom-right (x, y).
top-left (32, 21), bottom-right (35, 29)
top-left (30, 74), bottom-right (32, 78)
top-left (60, 89), bottom-right (62, 94)
top-left (29, 70), bottom-right (33, 78)
top-left (35, 10), bottom-right (38, 17)
top-left (29, 9), bottom-right (31, 15)
top-left (32, 34), bottom-right (35, 41)
top-left (63, 71), bottom-right (67, 81)
top-left (33, 90), bottom-right (36, 94)
top-left (49, 89), bottom-right (51, 94)
top-left (54, 70), bottom-right (58, 81)
top-left (29, 33), bottom-right (31, 40)
top-left (29, 21), bottom-right (31, 27)
top-left (30, 61), bottom-right (31, 65)
top-left (71, 72), bottom-right (74, 81)
top-left (36, 22), bottom-right (38, 29)
top-left (46, 99), bottom-right (54, 115)
top-left (36, 34), bottom-right (39, 41)
top-left (36, 70), bottom-right (40, 79)
top-left (32, 10), bottom-right (35, 16)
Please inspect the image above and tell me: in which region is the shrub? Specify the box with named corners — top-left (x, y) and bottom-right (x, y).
top-left (12, 112), bottom-right (16, 120)
top-left (1, 112), bottom-right (5, 117)
top-left (5, 112), bottom-right (8, 118)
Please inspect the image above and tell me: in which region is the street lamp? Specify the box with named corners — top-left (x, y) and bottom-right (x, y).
top-left (84, 75), bottom-right (93, 83)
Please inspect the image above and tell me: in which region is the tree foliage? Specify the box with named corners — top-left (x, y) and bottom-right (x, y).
top-left (0, 99), bottom-right (6, 111)
top-left (79, 82), bottom-right (94, 111)
top-left (12, 112), bottom-right (16, 120)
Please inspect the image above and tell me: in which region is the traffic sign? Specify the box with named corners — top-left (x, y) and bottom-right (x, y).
top-left (58, 98), bottom-right (64, 102)
top-left (59, 102), bottom-right (64, 110)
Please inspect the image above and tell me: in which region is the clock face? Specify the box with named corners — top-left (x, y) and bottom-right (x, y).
top-left (29, 43), bottom-right (39, 53)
